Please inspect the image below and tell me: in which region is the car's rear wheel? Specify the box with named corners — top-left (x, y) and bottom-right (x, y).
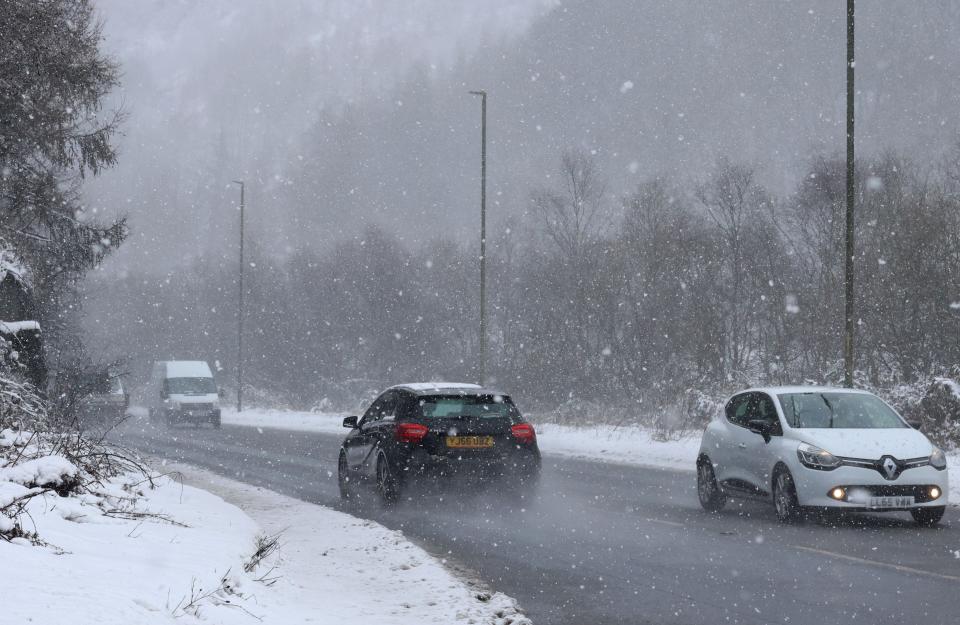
top-left (697, 457), bottom-right (726, 512)
top-left (338, 451), bottom-right (359, 501)
top-left (376, 452), bottom-right (401, 505)
top-left (911, 506), bottom-right (945, 527)
top-left (773, 469), bottom-right (801, 523)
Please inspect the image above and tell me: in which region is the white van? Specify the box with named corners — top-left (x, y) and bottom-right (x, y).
top-left (147, 361), bottom-right (221, 428)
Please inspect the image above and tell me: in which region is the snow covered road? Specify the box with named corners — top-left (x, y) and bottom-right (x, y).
top-left (116, 414), bottom-right (960, 625)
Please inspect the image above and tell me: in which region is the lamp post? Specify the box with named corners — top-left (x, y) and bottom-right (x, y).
top-left (232, 179), bottom-right (245, 411)
top-left (844, 0), bottom-right (856, 387)
top-left (469, 89), bottom-right (487, 386)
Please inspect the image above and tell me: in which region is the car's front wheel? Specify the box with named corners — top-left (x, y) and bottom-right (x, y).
top-left (697, 457), bottom-right (726, 512)
top-left (375, 452), bottom-right (401, 505)
top-left (773, 469), bottom-right (802, 523)
top-left (911, 506), bottom-right (945, 527)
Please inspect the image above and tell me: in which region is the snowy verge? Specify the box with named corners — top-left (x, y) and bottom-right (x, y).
top-left (220, 407), bottom-right (960, 505)
top-left (3, 455), bottom-right (531, 625)
top-left (221, 406), bottom-right (346, 435)
top-left (2, 470), bottom-right (264, 624)
top-left (159, 460), bottom-right (532, 625)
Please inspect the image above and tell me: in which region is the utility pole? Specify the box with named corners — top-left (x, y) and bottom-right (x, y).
top-left (232, 180), bottom-right (245, 411)
top-left (844, 0), bottom-right (856, 388)
top-left (469, 90), bottom-right (488, 386)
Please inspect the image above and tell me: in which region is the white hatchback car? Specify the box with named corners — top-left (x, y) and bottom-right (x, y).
top-left (697, 386), bottom-right (949, 526)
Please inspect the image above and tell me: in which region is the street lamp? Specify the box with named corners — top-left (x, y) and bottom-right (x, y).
top-left (232, 179), bottom-right (245, 411)
top-left (469, 89), bottom-right (488, 386)
top-left (843, 0), bottom-right (856, 387)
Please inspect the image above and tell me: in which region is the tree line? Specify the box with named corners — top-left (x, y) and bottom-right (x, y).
top-left (85, 145), bottom-right (960, 419)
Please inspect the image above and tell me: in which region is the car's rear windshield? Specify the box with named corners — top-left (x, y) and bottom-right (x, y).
top-left (165, 377), bottom-right (217, 395)
top-left (417, 394), bottom-right (518, 419)
top-left (778, 392), bottom-right (907, 429)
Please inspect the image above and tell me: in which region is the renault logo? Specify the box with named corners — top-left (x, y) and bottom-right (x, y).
top-left (880, 456), bottom-right (900, 480)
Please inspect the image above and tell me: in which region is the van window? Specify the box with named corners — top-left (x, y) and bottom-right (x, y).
top-left (165, 377), bottom-right (217, 395)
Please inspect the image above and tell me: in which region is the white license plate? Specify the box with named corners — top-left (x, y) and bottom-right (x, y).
top-left (868, 496), bottom-right (914, 509)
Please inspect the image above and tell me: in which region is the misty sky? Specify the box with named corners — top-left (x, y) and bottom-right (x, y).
top-left (85, 0), bottom-right (960, 276)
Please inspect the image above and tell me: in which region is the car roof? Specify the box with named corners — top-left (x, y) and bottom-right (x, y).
top-left (163, 360), bottom-right (213, 378)
top-left (387, 382), bottom-right (509, 397)
top-left (740, 385), bottom-right (875, 396)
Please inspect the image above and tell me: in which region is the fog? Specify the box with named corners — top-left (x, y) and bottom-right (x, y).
top-left (86, 0), bottom-right (960, 275)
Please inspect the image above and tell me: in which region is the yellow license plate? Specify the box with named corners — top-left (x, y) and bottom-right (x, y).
top-left (445, 435), bottom-right (494, 449)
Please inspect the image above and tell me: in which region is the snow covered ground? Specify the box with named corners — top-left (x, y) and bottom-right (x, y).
top-left (2, 457), bottom-right (530, 624)
top-left (221, 407), bottom-right (960, 504)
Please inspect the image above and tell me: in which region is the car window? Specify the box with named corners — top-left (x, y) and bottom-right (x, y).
top-left (396, 392), bottom-right (418, 419)
top-left (725, 393), bottom-right (752, 427)
top-left (380, 391), bottom-right (398, 421)
top-left (361, 394), bottom-right (387, 423)
top-left (753, 393), bottom-right (783, 435)
top-left (417, 394), bottom-right (519, 419)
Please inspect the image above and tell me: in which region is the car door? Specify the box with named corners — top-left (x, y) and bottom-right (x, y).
top-left (346, 394), bottom-right (386, 471)
top-left (712, 392), bottom-right (752, 485)
top-left (742, 392), bottom-right (782, 494)
top-left (356, 391), bottom-right (399, 478)
top-left (720, 392), bottom-right (770, 495)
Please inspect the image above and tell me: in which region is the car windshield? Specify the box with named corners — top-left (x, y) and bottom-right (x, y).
top-left (165, 377), bottom-right (217, 395)
top-left (778, 392), bottom-right (907, 429)
top-left (417, 395), bottom-right (518, 419)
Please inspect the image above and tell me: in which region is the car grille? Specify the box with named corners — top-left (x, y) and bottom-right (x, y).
top-left (838, 455), bottom-right (930, 480)
top-left (180, 403), bottom-right (213, 412)
top-left (843, 484), bottom-right (940, 503)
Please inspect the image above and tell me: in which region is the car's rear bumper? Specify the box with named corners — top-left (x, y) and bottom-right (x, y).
top-left (400, 447), bottom-right (540, 480)
top-left (165, 407), bottom-right (221, 423)
top-left (793, 463), bottom-right (948, 509)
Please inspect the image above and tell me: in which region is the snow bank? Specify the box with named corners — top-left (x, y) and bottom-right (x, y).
top-left (167, 462), bottom-right (532, 625)
top-left (534, 423), bottom-right (701, 471)
top-left (0, 454), bottom-right (78, 487)
top-left (2, 473), bottom-right (263, 625)
top-left (222, 407), bottom-right (347, 435)
top-left (3, 450), bottom-right (531, 624)
top-left (0, 320), bottom-right (41, 334)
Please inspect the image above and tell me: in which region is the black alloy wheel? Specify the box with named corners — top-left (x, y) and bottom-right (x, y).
top-left (773, 469), bottom-right (801, 523)
top-left (697, 458), bottom-right (726, 512)
top-left (376, 452), bottom-right (401, 505)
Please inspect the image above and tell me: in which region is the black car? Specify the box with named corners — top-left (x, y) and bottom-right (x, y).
top-left (337, 383), bottom-right (541, 504)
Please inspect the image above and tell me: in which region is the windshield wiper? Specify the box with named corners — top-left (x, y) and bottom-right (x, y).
top-left (818, 394), bottom-right (835, 428)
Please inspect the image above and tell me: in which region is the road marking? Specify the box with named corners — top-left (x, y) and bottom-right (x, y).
top-left (792, 545), bottom-right (960, 583)
top-left (645, 518), bottom-right (685, 528)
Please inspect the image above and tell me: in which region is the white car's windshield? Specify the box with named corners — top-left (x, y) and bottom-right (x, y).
top-left (165, 377), bottom-right (217, 395)
top-left (778, 392), bottom-right (907, 429)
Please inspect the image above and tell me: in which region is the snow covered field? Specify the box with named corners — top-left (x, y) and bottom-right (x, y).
top-left (2, 457), bottom-right (530, 625)
top-left (221, 407), bottom-right (960, 504)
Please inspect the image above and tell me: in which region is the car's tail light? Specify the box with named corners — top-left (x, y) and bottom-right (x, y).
top-left (511, 423), bottom-right (536, 444)
top-left (396, 422), bottom-right (429, 443)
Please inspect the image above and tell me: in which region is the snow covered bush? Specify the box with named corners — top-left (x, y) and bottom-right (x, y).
top-left (0, 369), bottom-right (149, 543)
top-left (914, 374), bottom-right (960, 450)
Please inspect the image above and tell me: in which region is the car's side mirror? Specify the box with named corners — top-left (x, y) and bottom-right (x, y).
top-left (747, 419), bottom-right (773, 443)
top-left (343, 416), bottom-right (359, 429)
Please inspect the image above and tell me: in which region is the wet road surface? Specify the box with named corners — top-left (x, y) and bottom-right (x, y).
top-left (113, 418), bottom-right (960, 625)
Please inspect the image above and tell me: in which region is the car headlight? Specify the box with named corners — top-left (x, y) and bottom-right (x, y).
top-left (929, 447), bottom-right (947, 471)
top-left (797, 442), bottom-right (841, 470)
